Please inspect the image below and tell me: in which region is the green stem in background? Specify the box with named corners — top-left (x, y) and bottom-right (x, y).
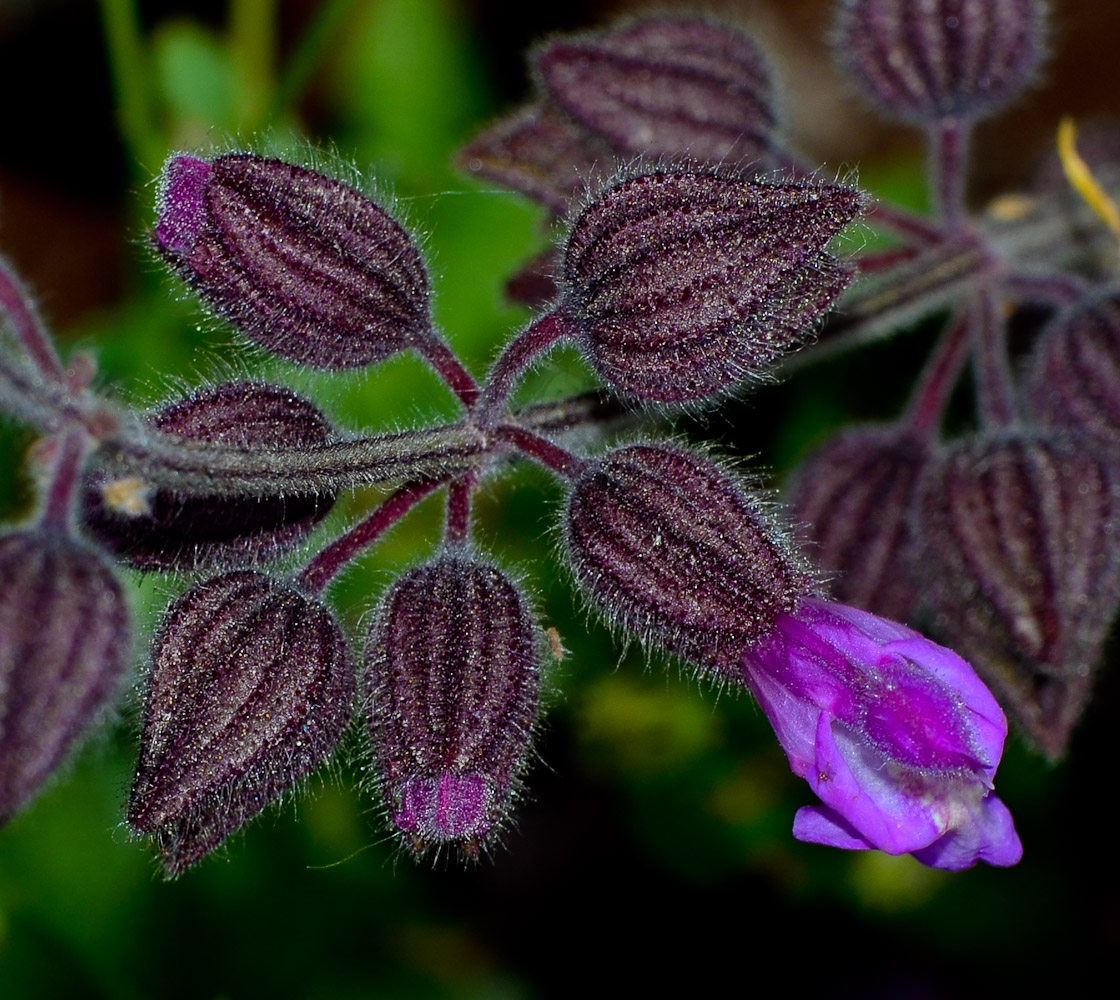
top-left (265, 0), bottom-right (356, 123)
top-left (98, 0), bottom-right (164, 173)
top-left (229, 0), bottom-right (277, 130)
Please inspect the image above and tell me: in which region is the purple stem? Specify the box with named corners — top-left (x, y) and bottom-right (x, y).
top-left (445, 474), bottom-right (475, 547)
top-left (931, 118), bottom-right (970, 227)
top-left (902, 308), bottom-right (972, 439)
top-left (495, 423), bottom-right (585, 478)
top-left (297, 478), bottom-right (446, 594)
top-left (419, 335), bottom-right (480, 409)
top-left (866, 201), bottom-right (946, 247)
top-left (473, 310), bottom-right (578, 428)
top-left (855, 246), bottom-right (920, 275)
top-left (40, 427), bottom-right (87, 529)
top-left (971, 289), bottom-right (1017, 428)
top-left (1000, 272), bottom-right (1087, 307)
top-left (0, 256), bottom-right (66, 385)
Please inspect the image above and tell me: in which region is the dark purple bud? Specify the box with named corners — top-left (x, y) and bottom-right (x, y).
top-left (789, 426), bottom-right (931, 622)
top-left (561, 169), bottom-right (864, 403)
top-left (82, 381), bottom-right (336, 571)
top-left (916, 432), bottom-right (1120, 758)
top-left (0, 529), bottom-right (130, 825)
top-left (535, 17), bottom-right (776, 166)
top-left (1027, 291), bottom-right (1120, 448)
top-left (365, 554), bottom-right (540, 856)
top-left (128, 571), bottom-right (354, 876)
top-left (456, 102), bottom-right (615, 216)
top-left (835, 0), bottom-right (1048, 124)
top-left (564, 443), bottom-right (812, 674)
top-left (153, 153), bottom-right (432, 369)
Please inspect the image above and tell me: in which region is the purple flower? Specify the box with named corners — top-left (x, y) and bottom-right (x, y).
top-left (741, 596), bottom-right (1022, 870)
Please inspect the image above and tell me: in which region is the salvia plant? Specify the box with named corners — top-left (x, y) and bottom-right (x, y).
top-left (5, 0), bottom-right (1118, 880)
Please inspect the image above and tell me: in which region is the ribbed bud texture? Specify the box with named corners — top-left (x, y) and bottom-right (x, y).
top-left (83, 381), bottom-right (335, 571)
top-left (535, 18), bottom-right (775, 166)
top-left (562, 170), bottom-right (863, 403)
top-left (154, 153), bottom-right (432, 369)
top-left (0, 529), bottom-right (130, 825)
top-left (1028, 292), bottom-right (1120, 448)
top-left (790, 427), bottom-right (931, 622)
top-left (916, 433), bottom-right (1120, 758)
top-left (835, 0), bottom-right (1047, 124)
top-left (129, 571), bottom-right (354, 876)
top-left (457, 102), bottom-right (615, 217)
top-left (366, 555), bottom-right (540, 856)
top-left (565, 444), bottom-right (812, 673)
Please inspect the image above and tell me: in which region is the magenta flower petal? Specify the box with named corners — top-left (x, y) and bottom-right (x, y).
top-left (742, 596), bottom-right (1022, 870)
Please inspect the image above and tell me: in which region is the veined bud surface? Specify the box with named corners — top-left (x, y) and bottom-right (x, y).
top-left (835, 0), bottom-right (1048, 124)
top-left (535, 17), bottom-right (776, 167)
top-left (564, 443), bottom-right (812, 673)
top-left (1028, 291), bottom-right (1120, 448)
top-left (128, 571), bottom-right (353, 876)
top-left (789, 426), bottom-right (931, 622)
top-left (365, 554), bottom-right (540, 856)
top-left (154, 153), bottom-right (433, 369)
top-left (561, 170), bottom-right (863, 403)
top-left (1, 529), bottom-right (130, 825)
top-left (83, 381), bottom-right (336, 571)
top-left (916, 431), bottom-right (1120, 758)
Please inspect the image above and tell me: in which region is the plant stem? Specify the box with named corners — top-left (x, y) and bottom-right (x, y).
top-left (495, 424), bottom-right (585, 478)
top-left (903, 308), bottom-right (972, 439)
top-left (266, 0), bottom-right (355, 122)
top-left (40, 428), bottom-right (87, 530)
top-left (419, 336), bottom-right (480, 409)
top-left (230, 0), bottom-right (277, 129)
top-left (473, 310), bottom-right (577, 427)
top-left (932, 118), bottom-right (970, 226)
top-left (298, 479), bottom-right (445, 594)
top-left (971, 289), bottom-right (1018, 427)
top-left (0, 257), bottom-right (66, 385)
top-left (98, 0), bottom-right (163, 173)
top-left (445, 474), bottom-right (475, 546)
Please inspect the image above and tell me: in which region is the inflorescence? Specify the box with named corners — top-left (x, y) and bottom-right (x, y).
top-left (6, 0), bottom-right (1117, 877)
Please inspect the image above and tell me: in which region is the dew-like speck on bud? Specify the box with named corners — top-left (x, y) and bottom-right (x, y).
top-left (153, 153), bottom-right (433, 369)
top-left (835, 0), bottom-right (1048, 125)
top-left (83, 381), bottom-right (336, 571)
top-left (564, 443), bottom-right (812, 674)
top-left (128, 571), bottom-right (354, 876)
top-left (365, 554), bottom-right (540, 857)
top-left (561, 169), bottom-right (863, 404)
top-left (535, 17), bottom-right (776, 167)
top-left (916, 431), bottom-right (1120, 758)
top-left (789, 426), bottom-right (931, 622)
top-left (0, 529), bottom-right (130, 825)
top-left (1028, 291), bottom-right (1120, 449)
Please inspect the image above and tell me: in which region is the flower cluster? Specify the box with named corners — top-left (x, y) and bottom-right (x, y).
top-left (10, 0), bottom-right (1115, 879)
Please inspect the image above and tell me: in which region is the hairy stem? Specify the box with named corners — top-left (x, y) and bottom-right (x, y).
top-left (903, 307), bottom-right (972, 439)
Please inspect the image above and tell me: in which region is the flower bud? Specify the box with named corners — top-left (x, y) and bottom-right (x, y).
top-left (82, 381), bottom-right (336, 571)
top-left (834, 0), bottom-right (1048, 124)
top-left (128, 571), bottom-right (354, 876)
top-left (564, 443), bottom-right (812, 673)
top-left (1, 529), bottom-right (130, 825)
top-left (561, 169), bottom-right (863, 403)
top-left (789, 426), bottom-right (931, 622)
top-left (457, 102), bottom-right (615, 217)
top-left (916, 432), bottom-right (1120, 758)
top-left (153, 153), bottom-right (433, 369)
top-left (365, 555), bottom-right (540, 856)
top-left (1027, 291), bottom-right (1120, 448)
top-left (534, 17), bottom-right (776, 167)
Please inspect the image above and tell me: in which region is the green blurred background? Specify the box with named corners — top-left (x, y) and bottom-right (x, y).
top-left (1, 1), bottom-right (1118, 996)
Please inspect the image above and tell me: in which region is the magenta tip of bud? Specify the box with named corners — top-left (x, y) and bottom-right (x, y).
top-left (155, 155), bottom-right (212, 254)
top-left (394, 773), bottom-right (495, 847)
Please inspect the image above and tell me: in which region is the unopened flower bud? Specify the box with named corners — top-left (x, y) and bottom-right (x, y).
top-left (835, 0), bottom-right (1048, 124)
top-left (1028, 291), bottom-right (1120, 448)
top-left (564, 443), bottom-right (812, 673)
top-left (365, 554), bottom-right (540, 856)
top-left (789, 426), bottom-right (931, 622)
top-left (916, 432), bottom-right (1120, 758)
top-left (153, 153), bottom-right (433, 369)
top-left (534, 17), bottom-right (776, 167)
top-left (83, 381), bottom-right (336, 571)
top-left (561, 170), bottom-right (863, 403)
top-left (1, 529), bottom-right (130, 825)
top-left (128, 571), bottom-right (354, 876)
